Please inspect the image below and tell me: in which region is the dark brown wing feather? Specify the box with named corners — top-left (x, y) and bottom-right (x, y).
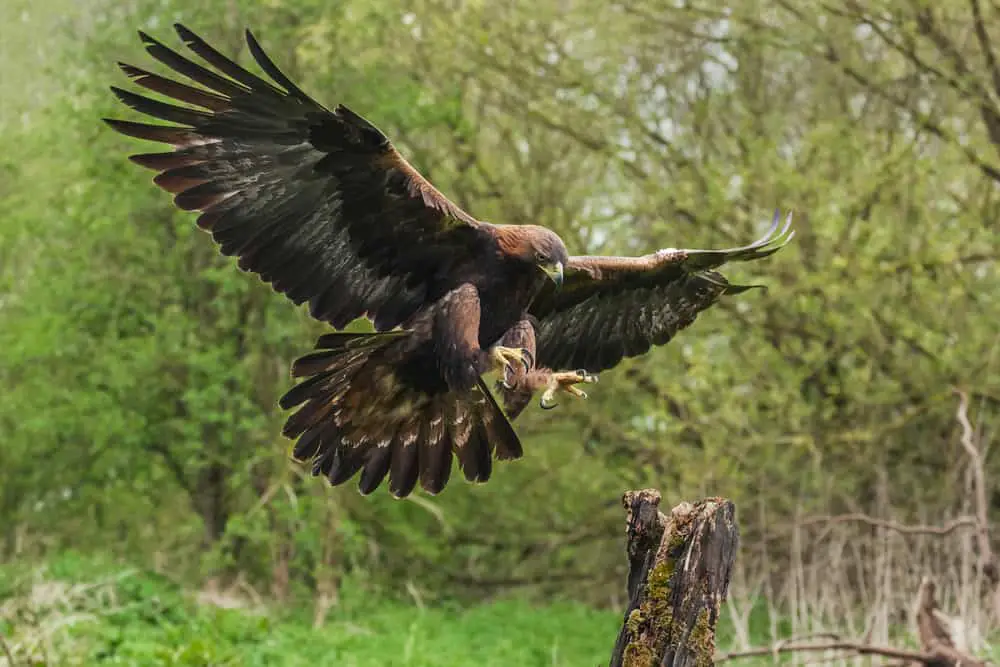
top-left (280, 331), bottom-right (522, 497)
top-left (105, 24), bottom-right (491, 331)
top-left (528, 212), bottom-right (794, 373)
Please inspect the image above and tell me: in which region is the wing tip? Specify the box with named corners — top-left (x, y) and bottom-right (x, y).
top-left (102, 117), bottom-right (140, 134)
top-left (173, 22), bottom-right (195, 42)
top-left (108, 85), bottom-right (132, 104)
top-left (723, 282), bottom-right (769, 295)
top-left (117, 62), bottom-right (142, 77)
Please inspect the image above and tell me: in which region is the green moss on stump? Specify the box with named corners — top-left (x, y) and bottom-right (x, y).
top-left (622, 554), bottom-right (677, 666)
top-left (623, 642), bottom-right (655, 667)
top-left (626, 609), bottom-right (644, 635)
top-left (621, 506), bottom-right (723, 667)
top-left (688, 607), bottom-right (715, 667)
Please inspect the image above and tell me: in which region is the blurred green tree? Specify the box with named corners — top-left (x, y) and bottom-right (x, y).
top-left (1, 0), bottom-right (998, 616)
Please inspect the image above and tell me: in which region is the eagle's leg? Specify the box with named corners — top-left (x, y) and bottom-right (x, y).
top-left (490, 345), bottom-right (534, 381)
top-left (539, 369), bottom-right (599, 410)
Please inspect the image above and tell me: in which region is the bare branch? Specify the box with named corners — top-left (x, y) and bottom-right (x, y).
top-left (716, 639), bottom-right (952, 664)
top-left (0, 634), bottom-right (16, 667)
top-left (953, 388), bottom-right (997, 584)
top-left (970, 0), bottom-right (1000, 97)
top-left (798, 513), bottom-right (978, 537)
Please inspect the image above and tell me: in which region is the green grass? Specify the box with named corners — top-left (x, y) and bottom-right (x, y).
top-left (0, 554), bottom-right (621, 666)
top-left (8, 553), bottom-right (999, 666)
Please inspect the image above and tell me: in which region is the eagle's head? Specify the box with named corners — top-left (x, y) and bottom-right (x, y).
top-left (498, 225), bottom-right (569, 287)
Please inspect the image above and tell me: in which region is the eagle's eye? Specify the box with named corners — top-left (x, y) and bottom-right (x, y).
top-left (535, 250), bottom-right (548, 263)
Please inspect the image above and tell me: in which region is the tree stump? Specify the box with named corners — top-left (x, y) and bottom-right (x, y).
top-left (914, 576), bottom-right (986, 667)
top-left (609, 490), bottom-right (739, 667)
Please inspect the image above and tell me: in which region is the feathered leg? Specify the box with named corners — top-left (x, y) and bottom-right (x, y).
top-left (492, 318), bottom-right (599, 418)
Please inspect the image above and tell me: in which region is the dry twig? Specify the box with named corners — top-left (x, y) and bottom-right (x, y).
top-left (716, 639), bottom-right (944, 663)
top-left (0, 634), bottom-right (16, 667)
top-left (718, 576), bottom-right (990, 666)
top-left (953, 387), bottom-right (1000, 623)
top-left (798, 513), bottom-right (978, 537)
top-left (953, 390), bottom-right (995, 575)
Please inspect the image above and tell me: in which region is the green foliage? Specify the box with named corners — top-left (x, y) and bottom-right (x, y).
top-left (2, 0), bottom-right (1000, 649)
top-left (1, 555), bottom-right (620, 666)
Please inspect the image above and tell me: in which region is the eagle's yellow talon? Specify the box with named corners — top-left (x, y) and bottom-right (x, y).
top-left (491, 345), bottom-right (532, 377)
top-left (500, 372), bottom-right (516, 390)
top-left (537, 369), bottom-right (598, 410)
top-left (540, 388), bottom-right (559, 410)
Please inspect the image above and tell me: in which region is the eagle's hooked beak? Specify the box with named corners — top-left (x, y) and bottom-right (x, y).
top-left (542, 261), bottom-right (564, 288)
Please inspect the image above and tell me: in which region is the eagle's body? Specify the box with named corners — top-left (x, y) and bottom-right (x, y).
top-left (106, 25), bottom-right (794, 497)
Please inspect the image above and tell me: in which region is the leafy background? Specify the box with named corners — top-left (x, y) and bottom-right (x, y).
top-left (3, 0), bottom-right (1000, 664)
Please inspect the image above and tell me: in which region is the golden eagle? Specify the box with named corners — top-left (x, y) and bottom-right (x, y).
top-left (105, 25), bottom-right (794, 497)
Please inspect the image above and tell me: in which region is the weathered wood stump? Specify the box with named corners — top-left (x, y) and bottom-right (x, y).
top-left (609, 489), bottom-right (739, 667)
top-left (914, 576), bottom-right (986, 667)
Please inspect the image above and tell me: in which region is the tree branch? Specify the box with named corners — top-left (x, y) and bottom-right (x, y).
top-left (0, 633), bottom-right (16, 667)
top-left (716, 640), bottom-right (945, 664)
top-left (797, 512), bottom-right (977, 536)
top-left (969, 0), bottom-right (1000, 100)
top-left (953, 388), bottom-right (997, 585)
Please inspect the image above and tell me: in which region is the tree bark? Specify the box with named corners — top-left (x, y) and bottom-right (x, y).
top-left (610, 490), bottom-right (739, 667)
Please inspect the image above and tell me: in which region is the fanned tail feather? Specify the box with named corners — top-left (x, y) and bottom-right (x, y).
top-left (281, 332), bottom-right (522, 497)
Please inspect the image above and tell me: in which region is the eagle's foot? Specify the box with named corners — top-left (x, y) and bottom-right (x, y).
top-left (490, 345), bottom-right (534, 385)
top-left (539, 369), bottom-right (599, 410)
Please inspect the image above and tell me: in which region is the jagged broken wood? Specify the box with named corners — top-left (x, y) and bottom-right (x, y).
top-left (609, 490), bottom-right (739, 667)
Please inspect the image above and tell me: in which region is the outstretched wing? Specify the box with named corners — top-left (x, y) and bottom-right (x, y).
top-left (528, 212), bottom-right (794, 373)
top-left (105, 24), bottom-right (491, 331)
